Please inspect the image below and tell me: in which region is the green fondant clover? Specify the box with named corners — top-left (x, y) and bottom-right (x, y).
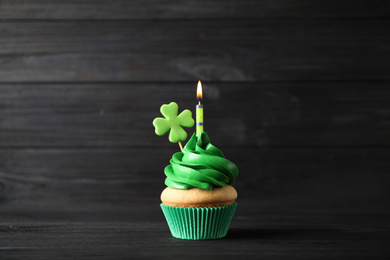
top-left (153, 102), bottom-right (194, 143)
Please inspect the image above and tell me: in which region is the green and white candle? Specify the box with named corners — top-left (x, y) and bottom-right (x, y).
top-left (196, 80), bottom-right (203, 136)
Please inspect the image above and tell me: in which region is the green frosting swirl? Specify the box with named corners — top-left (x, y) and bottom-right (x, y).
top-left (164, 132), bottom-right (239, 190)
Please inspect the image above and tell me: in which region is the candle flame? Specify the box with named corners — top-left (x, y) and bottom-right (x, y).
top-left (197, 80), bottom-right (203, 102)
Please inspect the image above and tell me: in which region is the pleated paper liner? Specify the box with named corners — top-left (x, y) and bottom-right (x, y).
top-left (160, 203), bottom-right (237, 240)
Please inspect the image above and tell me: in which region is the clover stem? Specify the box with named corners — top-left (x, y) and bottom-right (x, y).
top-left (178, 141), bottom-right (183, 152)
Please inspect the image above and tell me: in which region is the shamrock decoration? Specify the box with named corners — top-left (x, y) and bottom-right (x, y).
top-left (153, 102), bottom-right (194, 143)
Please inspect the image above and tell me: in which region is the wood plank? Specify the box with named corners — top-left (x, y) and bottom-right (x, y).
top-left (0, 147), bottom-right (388, 214)
top-left (0, 0), bottom-right (388, 19)
top-left (0, 216), bottom-right (389, 259)
top-left (0, 19), bottom-right (389, 82)
top-left (0, 82), bottom-right (389, 148)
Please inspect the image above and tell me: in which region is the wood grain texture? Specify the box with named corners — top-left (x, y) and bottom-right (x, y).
top-left (0, 1), bottom-right (388, 220)
top-left (0, 215), bottom-right (389, 259)
top-left (0, 0), bottom-right (389, 19)
top-left (0, 19), bottom-right (389, 82)
top-left (0, 82), bottom-right (388, 147)
top-left (0, 147), bottom-right (388, 216)
top-left (0, 1), bottom-right (389, 258)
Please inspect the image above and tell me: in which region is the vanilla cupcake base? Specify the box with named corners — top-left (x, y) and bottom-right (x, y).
top-left (160, 186), bottom-right (238, 240)
top-left (161, 186), bottom-right (237, 208)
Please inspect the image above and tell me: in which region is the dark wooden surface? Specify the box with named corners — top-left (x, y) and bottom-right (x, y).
top-left (1, 19), bottom-right (389, 82)
top-left (1, 213), bottom-right (389, 259)
top-left (0, 0), bottom-right (389, 259)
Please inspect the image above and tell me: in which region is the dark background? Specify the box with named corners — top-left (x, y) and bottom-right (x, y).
top-left (0, 1), bottom-right (389, 259)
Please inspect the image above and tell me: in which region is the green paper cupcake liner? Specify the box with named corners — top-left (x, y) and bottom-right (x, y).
top-left (160, 203), bottom-right (237, 240)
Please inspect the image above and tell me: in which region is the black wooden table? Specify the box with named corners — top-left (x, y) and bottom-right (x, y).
top-left (1, 199), bottom-right (389, 259)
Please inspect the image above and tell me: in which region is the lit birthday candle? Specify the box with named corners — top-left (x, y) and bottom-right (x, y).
top-left (196, 80), bottom-right (203, 136)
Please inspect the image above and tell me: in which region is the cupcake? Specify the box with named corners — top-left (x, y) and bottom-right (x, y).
top-left (153, 101), bottom-right (239, 240)
top-left (160, 132), bottom-right (238, 240)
